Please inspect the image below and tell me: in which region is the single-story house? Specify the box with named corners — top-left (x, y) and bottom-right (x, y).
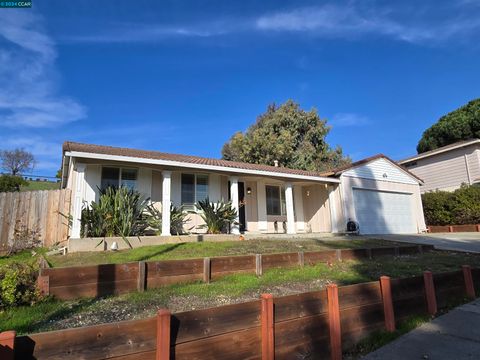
top-left (61, 142), bottom-right (427, 237)
top-left (399, 139), bottom-right (480, 193)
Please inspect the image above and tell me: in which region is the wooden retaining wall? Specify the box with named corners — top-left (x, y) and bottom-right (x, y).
top-left (0, 189), bottom-right (71, 250)
top-left (428, 224), bottom-right (480, 233)
top-left (39, 244), bottom-right (434, 300)
top-left (6, 266), bottom-right (478, 360)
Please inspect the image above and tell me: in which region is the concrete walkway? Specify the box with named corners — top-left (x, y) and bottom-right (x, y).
top-left (364, 299), bottom-right (480, 359)
top-left (376, 233), bottom-right (480, 253)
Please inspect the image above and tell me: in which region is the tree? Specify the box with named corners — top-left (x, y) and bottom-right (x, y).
top-left (221, 100), bottom-right (351, 172)
top-left (0, 175), bottom-right (27, 192)
top-left (0, 148), bottom-right (35, 176)
top-left (417, 98), bottom-right (480, 153)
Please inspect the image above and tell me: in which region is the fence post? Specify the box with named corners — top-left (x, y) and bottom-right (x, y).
top-left (448, 226), bottom-right (454, 233)
top-left (380, 276), bottom-right (396, 332)
top-left (261, 294), bottom-right (274, 360)
top-left (327, 284), bottom-right (342, 360)
top-left (0, 331), bottom-right (16, 360)
top-left (203, 257), bottom-right (211, 283)
top-left (394, 247), bottom-right (400, 257)
top-left (423, 271), bottom-right (437, 316)
top-left (156, 309), bottom-right (171, 360)
top-left (37, 269), bottom-right (50, 296)
top-left (138, 261), bottom-right (146, 292)
top-left (366, 248), bottom-right (372, 259)
top-left (298, 251), bottom-right (305, 268)
top-left (335, 249), bottom-right (342, 262)
top-left (462, 265), bottom-right (476, 300)
top-left (417, 245), bottom-right (423, 255)
top-left (476, 225), bottom-right (480, 232)
top-left (256, 254), bottom-right (263, 276)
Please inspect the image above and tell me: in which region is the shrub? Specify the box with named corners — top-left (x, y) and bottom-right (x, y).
top-left (195, 198), bottom-right (238, 234)
top-left (0, 262), bottom-right (42, 310)
top-left (6, 220), bottom-right (41, 256)
top-left (0, 175), bottom-right (27, 192)
top-left (422, 185), bottom-right (480, 225)
top-left (81, 187), bottom-right (150, 242)
top-left (146, 204), bottom-right (189, 235)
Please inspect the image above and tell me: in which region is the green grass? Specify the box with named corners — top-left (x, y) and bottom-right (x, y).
top-left (0, 248), bottom-right (48, 267)
top-left (2, 250), bottom-right (480, 335)
top-left (47, 238), bottom-right (399, 268)
top-left (20, 180), bottom-right (60, 191)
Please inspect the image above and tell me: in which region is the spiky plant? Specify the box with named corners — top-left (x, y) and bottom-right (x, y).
top-left (146, 204), bottom-right (188, 235)
top-left (195, 198), bottom-right (238, 234)
top-left (81, 187), bottom-right (150, 247)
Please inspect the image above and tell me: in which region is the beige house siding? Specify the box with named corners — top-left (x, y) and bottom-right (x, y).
top-left (404, 145), bottom-right (480, 193)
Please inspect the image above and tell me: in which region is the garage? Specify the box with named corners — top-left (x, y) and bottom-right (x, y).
top-left (353, 188), bottom-right (416, 234)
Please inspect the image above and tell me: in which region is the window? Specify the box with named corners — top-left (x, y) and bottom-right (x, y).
top-left (266, 185), bottom-right (286, 216)
top-left (181, 173), bottom-right (209, 207)
top-left (101, 167), bottom-right (138, 191)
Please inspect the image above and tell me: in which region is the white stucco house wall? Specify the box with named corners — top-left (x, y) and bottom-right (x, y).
top-left (61, 142), bottom-right (427, 237)
top-left (399, 139), bottom-right (480, 193)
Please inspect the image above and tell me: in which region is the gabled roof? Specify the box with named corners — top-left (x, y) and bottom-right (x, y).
top-left (320, 154), bottom-right (424, 183)
top-left (62, 141), bottom-right (338, 182)
top-left (399, 139), bottom-right (480, 164)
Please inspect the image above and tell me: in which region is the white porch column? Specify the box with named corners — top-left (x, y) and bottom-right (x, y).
top-left (285, 182), bottom-right (296, 234)
top-left (257, 180), bottom-right (268, 232)
top-left (161, 171), bottom-right (172, 236)
top-left (293, 185), bottom-right (305, 232)
top-left (71, 163), bottom-right (86, 239)
top-left (229, 176), bottom-right (240, 234)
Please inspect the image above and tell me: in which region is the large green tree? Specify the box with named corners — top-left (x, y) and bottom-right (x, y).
top-left (417, 98), bottom-right (480, 153)
top-left (221, 100), bottom-right (351, 172)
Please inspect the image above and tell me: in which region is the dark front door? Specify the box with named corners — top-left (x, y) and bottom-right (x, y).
top-left (238, 182), bottom-right (246, 232)
top-left (228, 181), bottom-right (247, 233)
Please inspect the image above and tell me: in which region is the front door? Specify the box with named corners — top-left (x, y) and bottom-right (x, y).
top-left (228, 181), bottom-right (247, 233)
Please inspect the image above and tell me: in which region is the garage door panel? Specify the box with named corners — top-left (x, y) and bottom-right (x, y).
top-left (353, 189), bottom-right (415, 234)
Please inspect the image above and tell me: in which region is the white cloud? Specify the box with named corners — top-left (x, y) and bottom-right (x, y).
top-left (0, 11), bottom-right (86, 127)
top-left (330, 113), bottom-right (370, 127)
top-left (255, 3), bottom-right (480, 44)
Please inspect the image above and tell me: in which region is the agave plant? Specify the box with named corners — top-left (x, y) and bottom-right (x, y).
top-left (146, 203), bottom-right (189, 235)
top-left (195, 198), bottom-right (238, 234)
top-left (81, 187), bottom-right (150, 247)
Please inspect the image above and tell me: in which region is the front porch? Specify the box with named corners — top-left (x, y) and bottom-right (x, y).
top-left (68, 160), bottom-right (343, 238)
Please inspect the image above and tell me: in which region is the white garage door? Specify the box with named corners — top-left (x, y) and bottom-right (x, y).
top-left (353, 189), bottom-right (416, 234)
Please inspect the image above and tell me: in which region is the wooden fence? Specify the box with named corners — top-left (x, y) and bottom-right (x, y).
top-left (428, 224), bottom-right (480, 233)
top-left (37, 244), bottom-right (434, 300)
top-left (0, 189), bottom-right (71, 251)
top-left (3, 265), bottom-right (478, 360)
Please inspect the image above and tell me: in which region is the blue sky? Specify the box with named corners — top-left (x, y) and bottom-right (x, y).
top-left (1, 0), bottom-right (480, 177)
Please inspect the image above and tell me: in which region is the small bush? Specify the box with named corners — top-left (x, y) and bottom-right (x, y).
top-left (146, 204), bottom-right (189, 235)
top-left (195, 198), bottom-right (238, 234)
top-left (0, 175), bottom-right (27, 192)
top-left (422, 185), bottom-right (480, 225)
top-left (7, 220), bottom-right (41, 256)
top-left (0, 262), bottom-right (42, 310)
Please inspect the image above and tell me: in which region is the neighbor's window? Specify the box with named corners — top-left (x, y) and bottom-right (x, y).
top-left (181, 173), bottom-right (209, 207)
top-left (266, 185), bottom-right (286, 216)
top-left (101, 167), bottom-right (138, 191)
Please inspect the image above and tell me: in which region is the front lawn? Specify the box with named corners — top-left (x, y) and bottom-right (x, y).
top-left (2, 250), bottom-right (479, 335)
top-left (46, 237), bottom-right (402, 268)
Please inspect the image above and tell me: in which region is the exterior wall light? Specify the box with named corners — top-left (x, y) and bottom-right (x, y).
top-left (246, 187), bottom-right (252, 195)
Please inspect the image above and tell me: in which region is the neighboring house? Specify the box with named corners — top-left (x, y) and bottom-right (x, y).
top-left (399, 139), bottom-right (480, 193)
top-left (61, 142), bottom-right (426, 237)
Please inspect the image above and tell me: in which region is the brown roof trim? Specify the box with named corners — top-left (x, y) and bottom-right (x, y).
top-left (62, 141), bottom-right (329, 178)
top-left (320, 154), bottom-right (424, 183)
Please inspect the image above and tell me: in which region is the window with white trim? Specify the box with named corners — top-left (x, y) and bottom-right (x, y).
top-left (266, 185), bottom-right (286, 216)
top-left (181, 173), bottom-right (209, 208)
top-left (101, 167), bottom-right (138, 191)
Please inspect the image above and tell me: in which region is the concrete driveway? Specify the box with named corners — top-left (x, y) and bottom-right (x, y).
top-left (375, 232), bottom-right (480, 253)
top-left (364, 299), bottom-right (480, 359)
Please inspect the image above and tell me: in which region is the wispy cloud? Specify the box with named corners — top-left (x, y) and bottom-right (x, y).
top-left (0, 11), bottom-right (86, 128)
top-left (255, 3), bottom-right (480, 44)
top-left (330, 113), bottom-right (371, 127)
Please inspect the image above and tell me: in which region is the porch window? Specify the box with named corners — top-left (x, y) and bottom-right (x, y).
top-left (266, 185), bottom-right (286, 216)
top-left (181, 173), bottom-right (209, 208)
top-left (100, 167), bottom-right (138, 191)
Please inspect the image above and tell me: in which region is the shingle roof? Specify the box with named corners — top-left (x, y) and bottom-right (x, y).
top-left (63, 141), bottom-right (327, 178)
top-left (320, 154), bottom-right (424, 183)
top-left (399, 139), bottom-right (480, 164)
